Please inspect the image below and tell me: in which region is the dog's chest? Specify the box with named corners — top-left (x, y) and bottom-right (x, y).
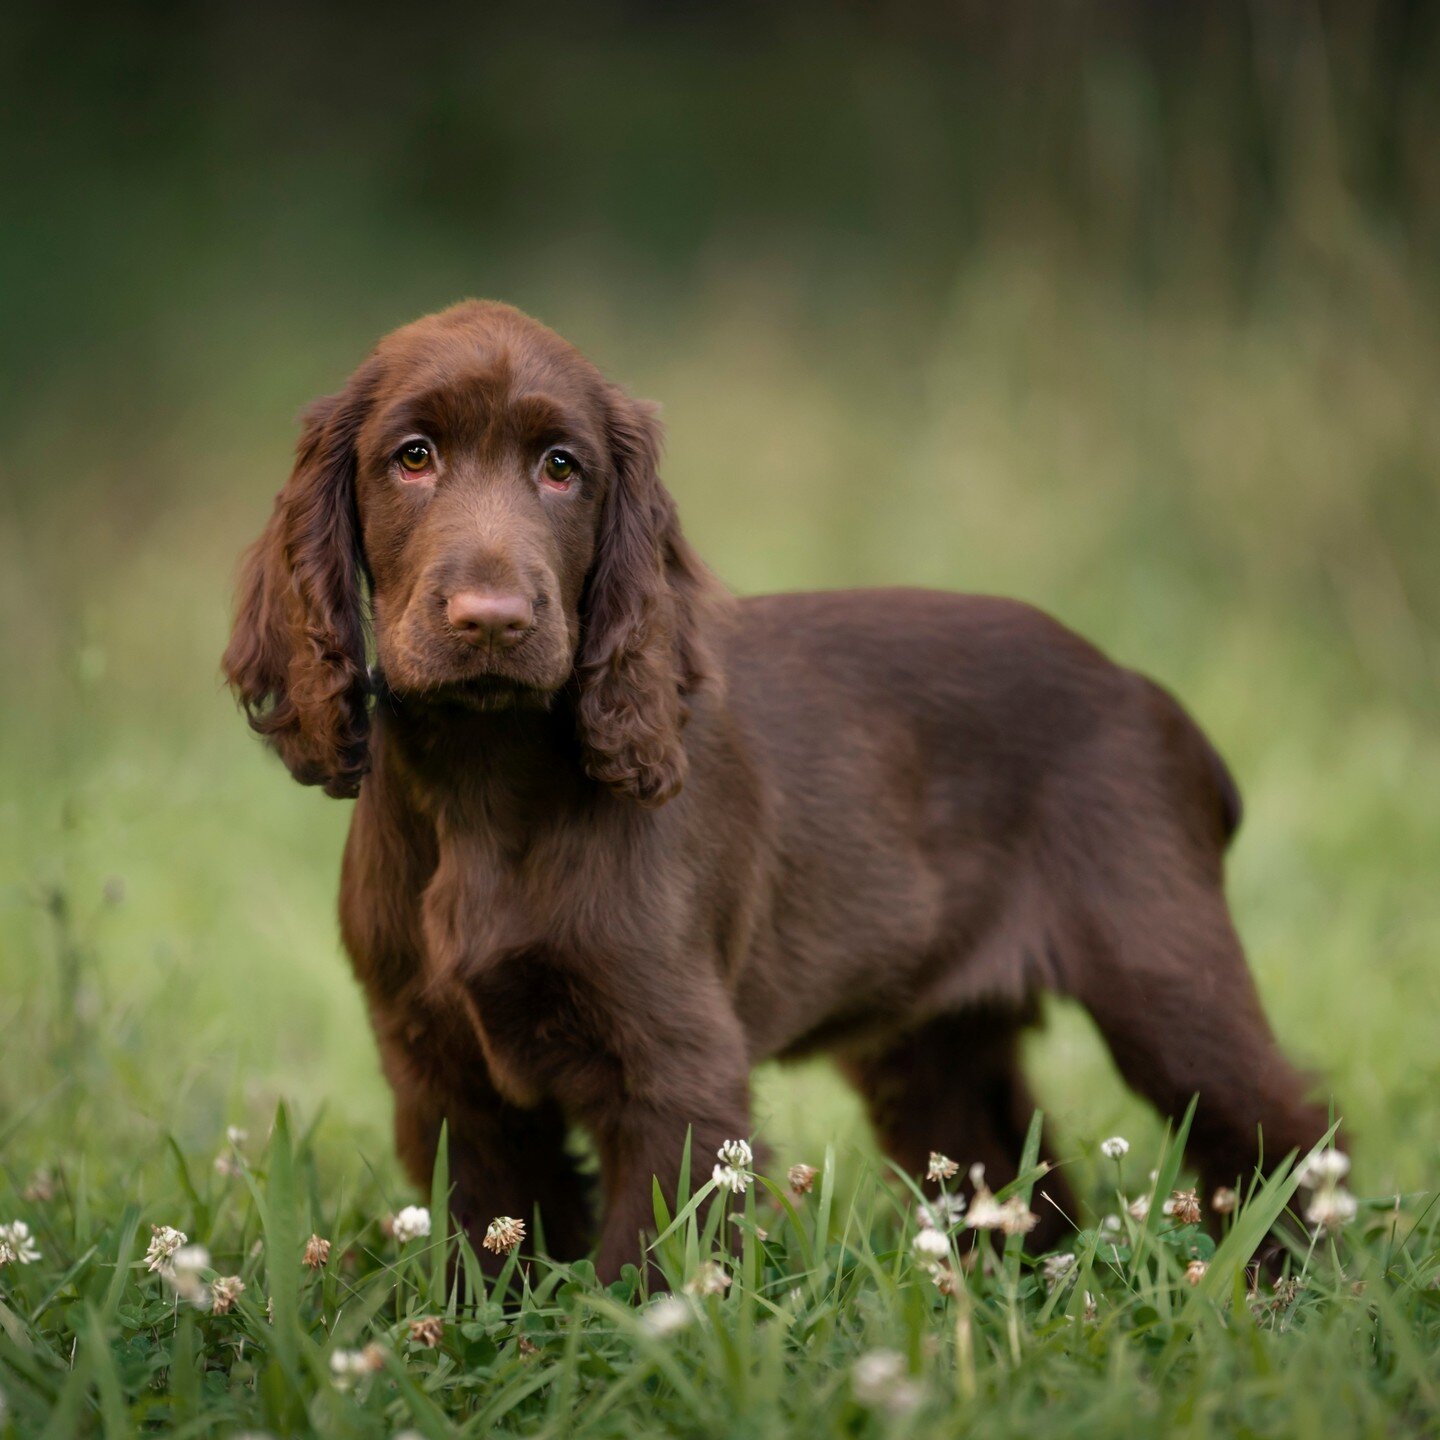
top-left (417, 830), bottom-right (629, 1110)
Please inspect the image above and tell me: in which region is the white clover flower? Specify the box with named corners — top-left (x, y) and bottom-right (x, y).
top-left (965, 1188), bottom-right (1003, 1229)
top-left (0, 1221), bottom-right (40, 1265)
top-left (1305, 1185), bottom-right (1358, 1232)
top-left (1100, 1136), bottom-right (1130, 1160)
top-left (1186, 1259), bottom-right (1208, 1286)
top-left (852, 1349), bottom-right (925, 1415)
top-left (1295, 1150), bottom-right (1350, 1189)
top-left (210, 1275), bottom-right (246, 1314)
top-left (685, 1261), bottom-right (732, 1297)
top-left (1000, 1198), bottom-right (1038, 1237)
top-left (853, 1349), bottom-right (905, 1391)
top-left (926, 1152), bottom-right (959, 1183)
top-left (911, 1227), bottom-right (950, 1260)
top-left (329, 1346), bottom-right (385, 1389)
top-left (717, 1138), bottom-right (753, 1170)
top-left (1294, 1148), bottom-right (1356, 1234)
top-left (1127, 1194), bottom-right (1151, 1221)
top-left (145, 1225), bottom-right (188, 1276)
top-left (1042, 1252), bottom-right (1077, 1291)
top-left (1101, 1214), bottom-right (1123, 1234)
top-left (482, 1216), bottom-right (525, 1254)
top-left (787, 1162), bottom-right (818, 1196)
top-left (918, 1193), bottom-right (967, 1231)
top-left (226, 1126), bottom-right (248, 1148)
top-left (390, 1206), bottom-right (431, 1244)
top-left (713, 1140), bottom-right (754, 1194)
top-left (712, 1164), bottom-right (750, 1195)
top-left (966, 1189), bottom-right (1038, 1237)
top-left (1166, 1189), bottom-right (1202, 1225)
top-left (165, 1245), bottom-right (212, 1308)
top-left (642, 1295), bottom-right (694, 1335)
top-left (171, 1245), bottom-right (210, 1276)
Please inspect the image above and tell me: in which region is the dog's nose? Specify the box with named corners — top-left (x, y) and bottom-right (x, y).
top-left (445, 589), bottom-right (535, 649)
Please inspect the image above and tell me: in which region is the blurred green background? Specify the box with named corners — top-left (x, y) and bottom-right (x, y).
top-left (2, 2), bottom-right (1437, 1203)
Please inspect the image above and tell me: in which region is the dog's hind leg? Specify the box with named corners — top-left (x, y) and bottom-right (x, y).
top-left (839, 1007), bottom-right (1077, 1251)
top-left (1064, 879), bottom-right (1332, 1201)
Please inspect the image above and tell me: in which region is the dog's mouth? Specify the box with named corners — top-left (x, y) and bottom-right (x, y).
top-left (445, 673), bottom-right (559, 712)
top-left (376, 660), bottom-right (564, 715)
top-left (377, 612), bottom-right (574, 711)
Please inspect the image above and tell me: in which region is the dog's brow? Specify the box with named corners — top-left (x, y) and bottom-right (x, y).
top-left (369, 383), bottom-right (597, 455)
top-left (507, 392), bottom-right (595, 444)
top-left (371, 384), bottom-right (486, 444)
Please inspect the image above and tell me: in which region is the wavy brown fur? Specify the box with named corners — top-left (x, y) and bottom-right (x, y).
top-left (222, 379), bottom-right (376, 798)
top-left (576, 388), bottom-right (719, 806)
top-left (223, 300), bottom-right (1336, 1284)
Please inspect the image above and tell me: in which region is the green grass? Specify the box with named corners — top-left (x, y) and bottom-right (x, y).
top-left (3, 170), bottom-right (1439, 1438)
top-left (0, 1101), bottom-right (1437, 1437)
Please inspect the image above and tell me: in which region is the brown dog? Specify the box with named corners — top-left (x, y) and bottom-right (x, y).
top-left (223, 300), bottom-right (1329, 1280)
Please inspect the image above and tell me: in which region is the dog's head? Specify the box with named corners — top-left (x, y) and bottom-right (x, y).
top-left (222, 300), bottom-right (715, 806)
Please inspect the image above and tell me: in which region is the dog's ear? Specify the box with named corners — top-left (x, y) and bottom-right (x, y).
top-left (576, 387), bottom-right (717, 806)
top-left (222, 375), bottom-right (374, 798)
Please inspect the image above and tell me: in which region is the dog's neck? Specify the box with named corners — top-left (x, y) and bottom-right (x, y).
top-left (369, 673), bottom-right (603, 834)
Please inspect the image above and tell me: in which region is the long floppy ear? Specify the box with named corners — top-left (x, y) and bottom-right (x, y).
top-left (222, 380), bottom-right (372, 798)
top-left (576, 388), bottom-right (718, 807)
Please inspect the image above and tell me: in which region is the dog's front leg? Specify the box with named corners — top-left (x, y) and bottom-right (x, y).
top-left (375, 1003), bottom-right (597, 1270)
top-left (589, 1090), bottom-right (754, 1286)
top-left (584, 995), bottom-right (754, 1287)
top-left (463, 946), bottom-right (753, 1286)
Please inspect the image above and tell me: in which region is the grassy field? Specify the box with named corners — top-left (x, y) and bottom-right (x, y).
top-left (3, 7), bottom-right (1440, 1428)
top-left (2, 252), bottom-right (1438, 1435)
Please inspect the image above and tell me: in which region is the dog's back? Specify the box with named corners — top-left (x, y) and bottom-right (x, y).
top-left (719, 589), bottom-right (1241, 1047)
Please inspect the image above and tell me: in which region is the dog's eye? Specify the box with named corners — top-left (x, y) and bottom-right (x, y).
top-left (397, 441), bottom-right (434, 477)
top-left (541, 450), bottom-right (578, 488)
